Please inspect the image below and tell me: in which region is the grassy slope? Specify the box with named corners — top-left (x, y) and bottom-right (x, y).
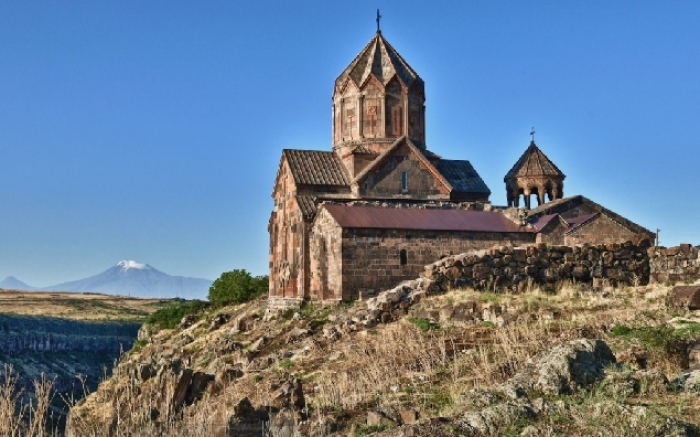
top-left (22, 283), bottom-right (700, 435)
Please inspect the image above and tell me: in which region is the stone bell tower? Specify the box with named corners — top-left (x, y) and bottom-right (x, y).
top-left (505, 138), bottom-right (565, 209)
top-left (331, 28), bottom-right (426, 176)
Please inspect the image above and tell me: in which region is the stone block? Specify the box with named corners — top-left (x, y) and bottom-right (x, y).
top-left (667, 286), bottom-right (700, 310)
top-left (367, 411), bottom-right (396, 427)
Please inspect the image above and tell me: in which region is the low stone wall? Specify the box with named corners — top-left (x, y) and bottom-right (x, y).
top-left (649, 244), bottom-right (700, 284)
top-left (422, 241), bottom-right (650, 292)
top-left (265, 297), bottom-right (303, 319)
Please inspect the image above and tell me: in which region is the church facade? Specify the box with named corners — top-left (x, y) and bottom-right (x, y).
top-left (268, 29), bottom-right (653, 304)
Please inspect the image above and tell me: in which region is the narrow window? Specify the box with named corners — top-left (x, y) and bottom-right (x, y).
top-left (391, 106), bottom-right (402, 136)
top-left (401, 171), bottom-right (408, 191)
top-left (399, 249), bottom-right (408, 265)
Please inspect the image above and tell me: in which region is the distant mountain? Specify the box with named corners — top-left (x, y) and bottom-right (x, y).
top-left (41, 260), bottom-right (212, 299)
top-left (0, 276), bottom-right (37, 291)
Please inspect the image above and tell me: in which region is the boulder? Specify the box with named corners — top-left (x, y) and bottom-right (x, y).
top-left (209, 312), bottom-right (229, 330)
top-left (180, 314), bottom-right (197, 329)
top-left (667, 286), bottom-right (700, 310)
top-left (508, 339), bottom-right (615, 395)
top-left (367, 410), bottom-right (396, 427)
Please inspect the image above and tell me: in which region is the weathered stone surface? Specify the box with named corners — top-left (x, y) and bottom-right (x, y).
top-left (172, 368), bottom-right (194, 409)
top-left (459, 402), bottom-right (533, 435)
top-left (268, 411), bottom-right (297, 437)
top-left (188, 372), bottom-right (214, 404)
top-left (135, 363), bottom-right (155, 382)
top-left (180, 314), bottom-right (197, 329)
top-left (667, 285), bottom-right (700, 310)
top-left (508, 339), bottom-right (615, 395)
top-left (367, 410), bottom-right (396, 427)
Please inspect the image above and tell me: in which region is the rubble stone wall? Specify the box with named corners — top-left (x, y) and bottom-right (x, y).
top-left (423, 241), bottom-right (650, 292)
top-left (649, 244), bottom-right (700, 284)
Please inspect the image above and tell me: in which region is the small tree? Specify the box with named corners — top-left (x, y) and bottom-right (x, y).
top-left (208, 269), bottom-right (268, 305)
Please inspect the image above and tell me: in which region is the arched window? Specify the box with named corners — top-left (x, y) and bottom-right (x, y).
top-left (399, 249), bottom-right (408, 265)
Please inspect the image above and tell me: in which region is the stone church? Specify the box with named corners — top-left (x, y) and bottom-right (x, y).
top-left (268, 29), bottom-right (653, 304)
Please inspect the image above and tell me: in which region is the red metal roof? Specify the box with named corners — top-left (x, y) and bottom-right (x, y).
top-left (322, 204), bottom-right (533, 233)
top-left (564, 213), bottom-right (599, 232)
top-left (529, 214), bottom-right (559, 231)
top-left (528, 212), bottom-right (599, 234)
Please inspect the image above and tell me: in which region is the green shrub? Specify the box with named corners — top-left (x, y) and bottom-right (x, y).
top-left (208, 269), bottom-right (268, 305)
top-left (353, 424), bottom-right (391, 437)
top-left (146, 299), bottom-right (210, 329)
top-left (407, 317), bottom-right (439, 331)
top-left (130, 338), bottom-right (148, 353)
top-left (609, 324), bottom-right (671, 350)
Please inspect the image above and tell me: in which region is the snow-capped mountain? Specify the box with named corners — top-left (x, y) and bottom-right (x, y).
top-left (40, 260), bottom-right (212, 299)
top-left (0, 276), bottom-right (37, 290)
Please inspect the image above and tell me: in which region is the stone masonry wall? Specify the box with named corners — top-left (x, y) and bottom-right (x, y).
top-left (649, 244), bottom-right (700, 284)
top-left (309, 208), bottom-right (344, 301)
top-left (269, 160), bottom-right (305, 299)
top-left (339, 229), bottom-right (536, 300)
top-left (563, 214), bottom-right (638, 246)
top-left (358, 142), bottom-right (449, 199)
top-left (423, 241), bottom-right (650, 293)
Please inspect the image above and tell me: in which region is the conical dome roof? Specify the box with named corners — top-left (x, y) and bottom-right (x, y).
top-left (334, 31), bottom-right (424, 93)
top-left (504, 141), bottom-right (565, 181)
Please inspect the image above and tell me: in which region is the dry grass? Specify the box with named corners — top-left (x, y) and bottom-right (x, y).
top-left (0, 290), bottom-right (171, 321)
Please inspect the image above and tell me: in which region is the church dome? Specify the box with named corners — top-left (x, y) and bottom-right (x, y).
top-left (332, 31), bottom-right (426, 153)
top-left (334, 31), bottom-right (424, 94)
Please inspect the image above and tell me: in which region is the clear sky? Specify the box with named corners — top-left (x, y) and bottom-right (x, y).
top-left (1, 1), bottom-right (699, 287)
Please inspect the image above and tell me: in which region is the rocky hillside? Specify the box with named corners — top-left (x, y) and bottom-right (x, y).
top-left (64, 269), bottom-right (700, 436)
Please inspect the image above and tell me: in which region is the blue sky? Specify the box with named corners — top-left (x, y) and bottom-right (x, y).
top-left (1, 1), bottom-right (699, 287)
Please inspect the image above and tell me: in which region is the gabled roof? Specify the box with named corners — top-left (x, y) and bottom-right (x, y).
top-left (504, 141), bottom-right (565, 181)
top-left (321, 204), bottom-right (532, 233)
top-left (334, 31), bottom-right (423, 93)
top-left (564, 213), bottom-right (599, 233)
top-left (282, 149), bottom-right (351, 186)
top-left (528, 214), bottom-right (560, 231)
top-left (527, 195), bottom-right (654, 237)
top-left (528, 212), bottom-right (599, 233)
top-left (436, 160), bottom-right (491, 195)
top-left (352, 145), bottom-right (378, 155)
top-left (353, 137), bottom-right (452, 192)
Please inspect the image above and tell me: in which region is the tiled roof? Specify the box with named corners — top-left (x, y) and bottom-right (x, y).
top-left (352, 145), bottom-right (377, 155)
top-left (436, 160), bottom-right (491, 195)
top-left (322, 204), bottom-right (532, 233)
top-left (296, 195), bottom-right (317, 218)
top-left (334, 31), bottom-right (424, 92)
top-left (505, 141), bottom-right (565, 180)
top-left (283, 149), bottom-right (351, 186)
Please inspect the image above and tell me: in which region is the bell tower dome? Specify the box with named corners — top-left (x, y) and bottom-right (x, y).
top-left (505, 139), bottom-right (565, 209)
top-left (332, 29), bottom-right (425, 174)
